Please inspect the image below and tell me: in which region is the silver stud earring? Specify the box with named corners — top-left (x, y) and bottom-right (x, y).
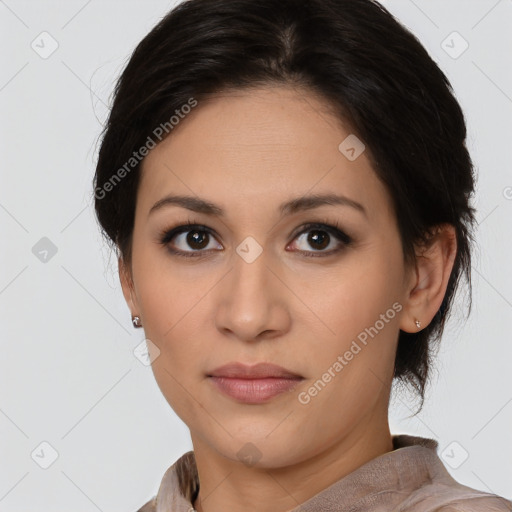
top-left (132, 315), bottom-right (142, 328)
top-left (415, 319), bottom-right (421, 330)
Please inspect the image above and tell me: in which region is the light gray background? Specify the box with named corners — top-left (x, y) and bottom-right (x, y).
top-left (1, 0), bottom-right (511, 510)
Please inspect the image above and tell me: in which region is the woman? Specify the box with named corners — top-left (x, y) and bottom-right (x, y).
top-left (93, 0), bottom-right (512, 510)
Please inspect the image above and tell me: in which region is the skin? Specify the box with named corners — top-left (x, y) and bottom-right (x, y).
top-left (119, 86), bottom-right (457, 512)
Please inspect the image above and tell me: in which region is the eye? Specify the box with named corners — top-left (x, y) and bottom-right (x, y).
top-left (158, 219), bottom-right (353, 258)
top-left (158, 221), bottom-right (222, 258)
top-left (287, 222), bottom-right (353, 257)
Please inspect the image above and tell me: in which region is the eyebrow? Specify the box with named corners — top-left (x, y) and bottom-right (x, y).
top-left (148, 193), bottom-right (367, 219)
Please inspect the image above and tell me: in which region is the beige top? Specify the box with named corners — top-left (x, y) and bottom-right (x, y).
top-left (136, 434), bottom-right (512, 511)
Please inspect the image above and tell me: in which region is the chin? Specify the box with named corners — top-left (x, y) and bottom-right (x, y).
top-left (206, 430), bottom-right (302, 469)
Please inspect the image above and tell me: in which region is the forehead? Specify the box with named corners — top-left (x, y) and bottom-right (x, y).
top-left (137, 86), bottom-right (395, 226)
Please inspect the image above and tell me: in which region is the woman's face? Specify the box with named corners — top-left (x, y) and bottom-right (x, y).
top-left (121, 86), bottom-right (416, 467)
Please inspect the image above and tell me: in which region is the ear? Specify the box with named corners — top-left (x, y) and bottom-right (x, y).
top-left (118, 256), bottom-right (140, 316)
top-left (399, 223), bottom-right (457, 333)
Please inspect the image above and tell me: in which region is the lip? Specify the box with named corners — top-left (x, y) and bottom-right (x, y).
top-left (208, 362), bottom-right (303, 379)
top-left (207, 362), bottom-right (304, 404)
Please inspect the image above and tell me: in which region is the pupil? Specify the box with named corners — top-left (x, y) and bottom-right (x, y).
top-left (309, 230), bottom-right (329, 250)
top-left (188, 230), bottom-right (208, 249)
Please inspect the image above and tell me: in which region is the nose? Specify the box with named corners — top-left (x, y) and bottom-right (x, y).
top-left (214, 245), bottom-right (291, 343)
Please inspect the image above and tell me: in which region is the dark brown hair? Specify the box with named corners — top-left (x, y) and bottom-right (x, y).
top-left (93, 0), bottom-right (477, 412)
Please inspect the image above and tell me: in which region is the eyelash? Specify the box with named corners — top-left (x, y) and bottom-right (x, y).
top-left (157, 218), bottom-right (353, 259)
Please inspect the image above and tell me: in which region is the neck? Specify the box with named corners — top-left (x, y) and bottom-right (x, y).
top-left (191, 416), bottom-right (393, 512)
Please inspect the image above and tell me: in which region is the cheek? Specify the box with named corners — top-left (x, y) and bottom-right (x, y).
top-left (133, 243), bottom-right (207, 338)
top-left (138, 280), bottom-right (210, 426)
top-left (294, 284), bottom-right (400, 445)
top-left (310, 253), bottom-right (402, 346)
top-left (295, 242), bottom-right (404, 396)
top-left (131, 244), bottom-right (225, 412)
